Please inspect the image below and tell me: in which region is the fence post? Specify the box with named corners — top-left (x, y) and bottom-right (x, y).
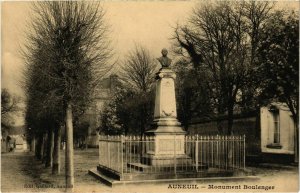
top-left (243, 135), bottom-right (246, 170)
top-left (107, 135), bottom-right (110, 168)
top-left (200, 136), bottom-right (203, 170)
top-left (232, 136), bottom-right (235, 169)
top-left (216, 135), bottom-right (219, 171)
top-left (211, 136), bottom-right (214, 167)
top-left (98, 137), bottom-right (101, 165)
top-left (174, 134), bottom-right (176, 175)
top-left (225, 135), bottom-right (227, 170)
top-left (195, 134), bottom-right (198, 172)
top-left (121, 135), bottom-right (124, 177)
top-left (129, 136), bottom-right (132, 173)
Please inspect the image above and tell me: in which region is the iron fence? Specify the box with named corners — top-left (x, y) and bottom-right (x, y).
top-left (98, 135), bottom-right (245, 177)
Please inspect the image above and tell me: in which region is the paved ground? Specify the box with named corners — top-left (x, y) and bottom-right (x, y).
top-left (1, 149), bottom-right (299, 193)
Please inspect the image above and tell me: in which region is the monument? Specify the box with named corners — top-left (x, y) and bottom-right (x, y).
top-left (89, 48), bottom-right (245, 185)
top-left (143, 48), bottom-right (190, 166)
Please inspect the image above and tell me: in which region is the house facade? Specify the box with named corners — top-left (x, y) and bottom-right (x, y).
top-left (260, 103), bottom-right (295, 155)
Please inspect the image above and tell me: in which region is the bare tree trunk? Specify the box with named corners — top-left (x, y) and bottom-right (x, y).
top-left (45, 129), bottom-right (54, 168)
top-left (284, 97), bottom-right (298, 163)
top-left (85, 135), bottom-right (88, 150)
top-left (65, 103), bottom-right (74, 191)
top-left (6, 138), bottom-right (8, 153)
top-left (35, 135), bottom-right (42, 159)
top-left (217, 121), bottom-right (223, 134)
top-left (294, 124), bottom-right (299, 163)
top-left (227, 101), bottom-right (234, 168)
top-left (35, 137), bottom-right (39, 158)
top-left (52, 126), bottom-right (61, 174)
top-left (227, 110), bottom-right (234, 135)
top-left (227, 100), bottom-right (234, 135)
top-left (43, 133), bottom-right (49, 164)
top-left (31, 136), bottom-right (36, 153)
top-left (40, 134), bottom-right (45, 161)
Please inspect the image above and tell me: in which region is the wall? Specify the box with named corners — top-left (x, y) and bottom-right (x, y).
top-left (188, 116), bottom-right (260, 155)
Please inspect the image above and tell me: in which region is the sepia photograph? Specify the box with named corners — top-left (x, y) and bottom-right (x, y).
top-left (1, 0), bottom-right (299, 192)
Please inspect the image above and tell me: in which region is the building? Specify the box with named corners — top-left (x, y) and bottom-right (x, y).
top-left (1, 125), bottom-right (29, 153)
top-left (79, 74), bottom-right (119, 147)
top-left (188, 102), bottom-right (297, 164)
top-left (260, 102), bottom-right (296, 162)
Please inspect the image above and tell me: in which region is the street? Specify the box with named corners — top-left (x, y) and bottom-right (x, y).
top-left (1, 149), bottom-right (299, 193)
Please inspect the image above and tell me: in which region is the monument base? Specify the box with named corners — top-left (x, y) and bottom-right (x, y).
top-left (147, 117), bottom-right (185, 134)
top-left (141, 154), bottom-right (192, 166)
top-left (144, 122), bottom-right (190, 166)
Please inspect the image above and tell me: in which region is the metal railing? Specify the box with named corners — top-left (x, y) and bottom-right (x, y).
top-left (98, 135), bottom-right (245, 177)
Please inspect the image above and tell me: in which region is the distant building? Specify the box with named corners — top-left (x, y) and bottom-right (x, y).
top-left (79, 74), bottom-right (119, 147)
top-left (1, 124), bottom-right (29, 153)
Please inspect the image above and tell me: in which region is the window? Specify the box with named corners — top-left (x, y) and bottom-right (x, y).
top-left (273, 110), bottom-right (280, 143)
top-left (268, 106), bottom-right (281, 146)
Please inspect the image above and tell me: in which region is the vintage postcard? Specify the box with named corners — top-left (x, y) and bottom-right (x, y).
top-left (1, 1), bottom-right (299, 193)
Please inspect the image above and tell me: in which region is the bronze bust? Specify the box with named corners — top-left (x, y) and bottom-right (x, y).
top-left (157, 48), bottom-right (172, 68)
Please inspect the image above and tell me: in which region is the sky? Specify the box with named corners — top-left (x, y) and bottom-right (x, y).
top-left (1, 1), bottom-right (197, 97)
top-left (2, 1), bottom-right (299, 97)
top-left (1, 1), bottom-right (299, 125)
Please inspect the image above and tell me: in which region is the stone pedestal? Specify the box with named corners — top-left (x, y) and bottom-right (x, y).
top-left (144, 68), bottom-right (190, 166)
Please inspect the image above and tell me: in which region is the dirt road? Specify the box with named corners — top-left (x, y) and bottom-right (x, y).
top-left (1, 150), bottom-right (298, 193)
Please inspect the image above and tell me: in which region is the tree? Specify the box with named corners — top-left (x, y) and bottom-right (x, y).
top-left (23, 1), bottom-right (113, 190)
top-left (1, 89), bottom-right (22, 153)
top-left (119, 45), bottom-right (157, 136)
top-left (257, 11), bottom-right (299, 161)
top-left (99, 99), bottom-right (124, 135)
top-left (237, 2), bottom-right (275, 113)
top-left (1, 88), bottom-right (20, 115)
top-left (1, 88), bottom-right (21, 126)
top-left (121, 45), bottom-right (157, 93)
top-left (173, 1), bottom-right (273, 134)
top-left (99, 85), bottom-right (138, 136)
top-left (173, 59), bottom-right (213, 130)
top-left (23, 44), bottom-right (63, 168)
top-left (99, 45), bottom-right (157, 136)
